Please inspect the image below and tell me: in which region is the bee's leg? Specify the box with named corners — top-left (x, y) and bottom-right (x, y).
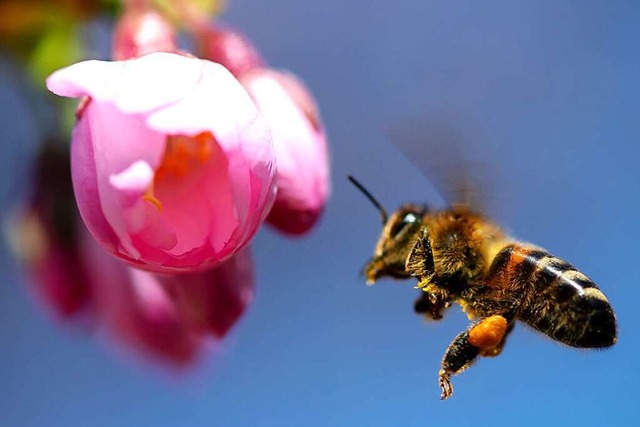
top-left (438, 314), bottom-right (510, 400)
top-left (406, 227), bottom-right (435, 279)
top-left (438, 331), bottom-right (478, 400)
top-left (414, 291), bottom-right (451, 321)
top-left (408, 227), bottom-right (448, 320)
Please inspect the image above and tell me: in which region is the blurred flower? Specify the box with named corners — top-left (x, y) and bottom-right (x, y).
top-left (79, 226), bottom-right (201, 365)
top-left (163, 246), bottom-right (255, 338)
top-left (10, 142), bottom-right (90, 318)
top-left (46, 52), bottom-right (276, 273)
top-left (201, 26), bottom-right (331, 235)
top-left (84, 227), bottom-right (256, 366)
top-left (113, 2), bottom-right (177, 60)
top-left (198, 25), bottom-right (265, 77)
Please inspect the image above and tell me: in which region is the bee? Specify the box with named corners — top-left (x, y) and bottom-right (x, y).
top-left (348, 175), bottom-right (617, 400)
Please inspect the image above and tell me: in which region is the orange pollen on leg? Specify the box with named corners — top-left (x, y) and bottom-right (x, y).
top-left (468, 315), bottom-right (508, 349)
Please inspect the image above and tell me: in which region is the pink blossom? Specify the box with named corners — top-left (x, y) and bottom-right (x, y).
top-left (46, 52), bottom-right (276, 272)
top-left (112, 4), bottom-right (177, 60)
top-left (162, 246), bottom-right (255, 338)
top-left (16, 209), bottom-right (92, 318)
top-left (241, 69), bottom-right (330, 235)
top-left (81, 229), bottom-right (256, 366)
top-left (198, 25), bottom-right (265, 77)
top-left (11, 143), bottom-right (91, 318)
top-left (79, 227), bottom-right (201, 365)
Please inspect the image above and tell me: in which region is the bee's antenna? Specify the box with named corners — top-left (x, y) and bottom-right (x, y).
top-left (348, 175), bottom-right (389, 224)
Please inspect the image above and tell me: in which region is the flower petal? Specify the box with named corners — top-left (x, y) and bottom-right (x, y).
top-left (47, 53), bottom-right (205, 114)
top-left (242, 69), bottom-right (330, 234)
top-left (108, 160), bottom-right (155, 208)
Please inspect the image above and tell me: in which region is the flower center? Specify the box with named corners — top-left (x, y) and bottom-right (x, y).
top-left (142, 132), bottom-right (214, 211)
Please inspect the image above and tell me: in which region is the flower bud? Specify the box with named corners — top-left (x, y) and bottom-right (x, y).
top-left (162, 247), bottom-right (255, 338)
top-left (198, 25), bottom-right (264, 77)
top-left (160, 247), bottom-right (255, 338)
top-left (10, 143), bottom-right (90, 318)
top-left (82, 235), bottom-right (256, 365)
top-left (241, 69), bottom-right (330, 235)
top-left (113, 4), bottom-right (177, 60)
top-left (46, 52), bottom-right (276, 272)
top-left (78, 227), bottom-right (200, 366)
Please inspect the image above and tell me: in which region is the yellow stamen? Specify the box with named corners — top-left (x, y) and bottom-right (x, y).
top-left (142, 183), bottom-right (163, 212)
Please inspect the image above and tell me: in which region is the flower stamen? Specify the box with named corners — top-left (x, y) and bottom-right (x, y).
top-left (142, 182), bottom-right (163, 212)
top-left (155, 133), bottom-right (214, 181)
top-left (142, 133), bottom-right (214, 211)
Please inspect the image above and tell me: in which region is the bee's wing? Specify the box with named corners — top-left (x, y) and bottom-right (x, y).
top-left (386, 117), bottom-right (503, 215)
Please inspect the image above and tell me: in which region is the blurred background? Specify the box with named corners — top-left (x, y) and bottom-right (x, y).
top-left (1, 0), bottom-right (639, 426)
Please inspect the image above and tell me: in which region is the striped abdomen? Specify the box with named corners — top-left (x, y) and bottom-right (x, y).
top-left (487, 244), bottom-right (617, 348)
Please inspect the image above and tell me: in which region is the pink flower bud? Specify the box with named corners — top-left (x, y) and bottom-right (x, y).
top-left (241, 69), bottom-right (330, 235)
top-left (113, 5), bottom-right (177, 60)
top-left (81, 231), bottom-right (256, 366)
top-left (78, 227), bottom-right (200, 366)
top-left (46, 52), bottom-right (276, 273)
top-left (162, 246), bottom-right (255, 338)
top-left (10, 143), bottom-right (91, 318)
top-left (198, 25), bottom-right (265, 77)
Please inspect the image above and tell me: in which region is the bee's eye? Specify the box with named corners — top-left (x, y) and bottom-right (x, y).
top-left (403, 212), bottom-right (418, 224)
top-left (389, 212), bottom-right (419, 237)
top-left (389, 221), bottom-right (405, 237)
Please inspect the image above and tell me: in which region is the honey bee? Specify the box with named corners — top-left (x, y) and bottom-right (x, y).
top-left (349, 175), bottom-right (617, 400)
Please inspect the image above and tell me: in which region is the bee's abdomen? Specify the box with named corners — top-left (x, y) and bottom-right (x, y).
top-left (487, 244), bottom-right (617, 348)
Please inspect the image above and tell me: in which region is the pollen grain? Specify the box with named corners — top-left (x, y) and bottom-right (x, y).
top-left (468, 315), bottom-right (507, 349)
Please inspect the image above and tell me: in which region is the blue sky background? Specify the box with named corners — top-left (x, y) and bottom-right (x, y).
top-left (2, 0), bottom-right (640, 426)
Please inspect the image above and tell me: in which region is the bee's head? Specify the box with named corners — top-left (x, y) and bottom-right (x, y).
top-left (348, 176), bottom-right (429, 284)
top-left (365, 204), bottom-right (429, 284)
